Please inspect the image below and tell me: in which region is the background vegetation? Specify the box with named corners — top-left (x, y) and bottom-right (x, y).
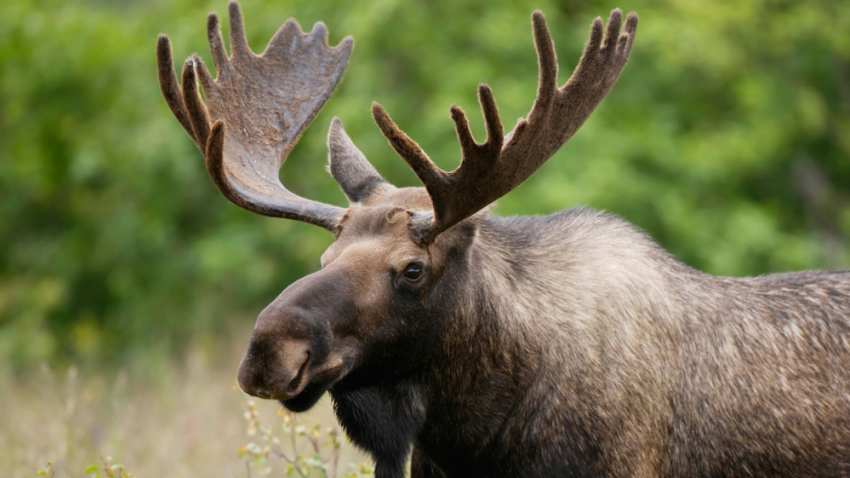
top-left (2, 0), bottom-right (849, 475)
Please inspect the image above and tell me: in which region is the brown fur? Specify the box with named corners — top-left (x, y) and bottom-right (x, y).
top-left (422, 207), bottom-right (850, 477)
top-left (158, 4), bottom-right (850, 477)
top-left (241, 182), bottom-right (850, 477)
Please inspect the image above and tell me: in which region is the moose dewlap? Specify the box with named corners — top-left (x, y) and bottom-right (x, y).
top-left (157, 2), bottom-right (850, 477)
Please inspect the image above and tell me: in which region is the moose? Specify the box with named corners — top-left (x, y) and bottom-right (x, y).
top-left (156, 2), bottom-right (850, 477)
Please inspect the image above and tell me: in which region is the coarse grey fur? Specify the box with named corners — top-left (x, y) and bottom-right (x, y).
top-left (418, 207), bottom-right (850, 476)
top-left (157, 3), bottom-right (850, 476)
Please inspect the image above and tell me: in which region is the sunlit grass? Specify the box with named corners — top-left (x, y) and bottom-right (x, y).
top-left (0, 339), bottom-right (368, 478)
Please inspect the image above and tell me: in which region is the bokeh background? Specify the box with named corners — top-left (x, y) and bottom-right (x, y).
top-left (2, 0), bottom-right (849, 476)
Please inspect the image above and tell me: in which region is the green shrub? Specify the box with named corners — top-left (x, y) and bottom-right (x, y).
top-left (3, 0), bottom-right (849, 369)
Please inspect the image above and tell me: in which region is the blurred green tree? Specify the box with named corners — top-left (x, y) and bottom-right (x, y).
top-left (1, 0), bottom-right (848, 368)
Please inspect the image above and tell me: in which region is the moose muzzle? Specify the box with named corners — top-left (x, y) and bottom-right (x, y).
top-left (236, 266), bottom-right (355, 402)
top-left (238, 336), bottom-right (311, 400)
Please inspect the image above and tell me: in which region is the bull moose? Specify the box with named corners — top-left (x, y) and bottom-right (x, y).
top-left (156, 2), bottom-right (850, 477)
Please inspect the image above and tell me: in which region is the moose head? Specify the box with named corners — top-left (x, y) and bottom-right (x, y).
top-left (156, 1), bottom-right (636, 412)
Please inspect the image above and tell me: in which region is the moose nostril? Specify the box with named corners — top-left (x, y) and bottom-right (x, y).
top-left (257, 389), bottom-right (272, 399)
top-left (283, 350), bottom-right (311, 396)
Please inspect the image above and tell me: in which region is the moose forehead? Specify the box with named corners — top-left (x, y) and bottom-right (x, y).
top-left (321, 187), bottom-right (433, 266)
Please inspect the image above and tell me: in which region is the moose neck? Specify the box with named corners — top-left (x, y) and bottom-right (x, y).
top-left (414, 209), bottom-right (691, 475)
top-left (412, 215), bottom-right (580, 470)
top-left (330, 208), bottom-right (693, 477)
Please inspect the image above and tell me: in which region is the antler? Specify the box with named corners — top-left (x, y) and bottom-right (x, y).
top-left (373, 9), bottom-right (638, 244)
top-left (156, 1), bottom-right (351, 230)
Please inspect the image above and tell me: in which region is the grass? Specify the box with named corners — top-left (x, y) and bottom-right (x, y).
top-left (0, 336), bottom-right (370, 478)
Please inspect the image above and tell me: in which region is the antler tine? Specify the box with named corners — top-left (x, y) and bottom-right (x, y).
top-left (181, 57), bottom-right (211, 152)
top-left (156, 0), bottom-right (351, 231)
top-left (227, 0), bottom-right (252, 58)
top-left (377, 9), bottom-right (637, 244)
top-left (371, 103), bottom-right (444, 188)
top-left (207, 12), bottom-right (229, 76)
top-left (450, 84), bottom-right (505, 167)
top-left (156, 35), bottom-right (197, 145)
top-left (530, 11), bottom-right (558, 113)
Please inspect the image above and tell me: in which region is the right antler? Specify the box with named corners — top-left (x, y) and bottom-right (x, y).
top-left (373, 9), bottom-right (638, 244)
top-left (157, 1), bottom-right (350, 231)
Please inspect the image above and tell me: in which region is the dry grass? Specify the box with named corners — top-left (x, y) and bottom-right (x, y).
top-left (0, 337), bottom-right (369, 478)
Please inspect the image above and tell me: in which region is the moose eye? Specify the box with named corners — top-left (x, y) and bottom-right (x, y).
top-left (402, 263), bottom-right (424, 282)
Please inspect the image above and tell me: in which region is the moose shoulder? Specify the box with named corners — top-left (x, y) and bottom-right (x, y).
top-left (156, 2), bottom-right (850, 477)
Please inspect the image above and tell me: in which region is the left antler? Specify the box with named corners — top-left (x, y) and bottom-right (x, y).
top-left (373, 9), bottom-right (638, 244)
top-left (157, 1), bottom-right (351, 231)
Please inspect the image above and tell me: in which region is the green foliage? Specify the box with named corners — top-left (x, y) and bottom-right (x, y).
top-left (239, 399), bottom-right (373, 478)
top-left (35, 394), bottom-right (368, 478)
top-left (83, 457), bottom-right (132, 478)
top-left (2, 0), bottom-right (850, 367)
top-left (38, 462), bottom-right (54, 477)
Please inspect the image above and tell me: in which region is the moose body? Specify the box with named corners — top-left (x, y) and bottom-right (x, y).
top-left (326, 206), bottom-right (850, 477)
top-left (157, 2), bottom-right (850, 476)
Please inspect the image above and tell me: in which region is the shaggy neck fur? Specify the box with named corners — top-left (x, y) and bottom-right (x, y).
top-left (415, 208), bottom-right (682, 476)
top-left (414, 207), bottom-right (850, 477)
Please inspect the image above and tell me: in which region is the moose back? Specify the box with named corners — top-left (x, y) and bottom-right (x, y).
top-left (156, 2), bottom-right (850, 477)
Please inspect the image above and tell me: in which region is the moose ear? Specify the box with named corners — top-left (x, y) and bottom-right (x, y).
top-left (328, 118), bottom-right (387, 204)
